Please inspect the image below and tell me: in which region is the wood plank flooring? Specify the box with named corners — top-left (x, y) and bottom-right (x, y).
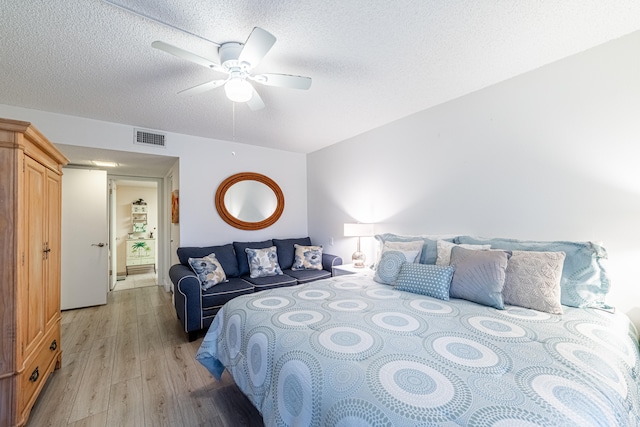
top-left (26, 285), bottom-right (264, 427)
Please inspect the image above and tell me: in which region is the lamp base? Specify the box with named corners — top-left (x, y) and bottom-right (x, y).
top-left (352, 251), bottom-right (366, 268)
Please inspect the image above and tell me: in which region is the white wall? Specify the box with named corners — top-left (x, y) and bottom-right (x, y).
top-left (115, 185), bottom-right (158, 275)
top-left (308, 31), bottom-right (640, 327)
top-left (0, 104), bottom-right (309, 247)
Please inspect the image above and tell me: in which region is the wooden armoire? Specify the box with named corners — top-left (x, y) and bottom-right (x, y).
top-left (0, 118), bottom-right (68, 426)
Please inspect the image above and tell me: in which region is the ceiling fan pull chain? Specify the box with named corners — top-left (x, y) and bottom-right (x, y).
top-left (232, 102), bottom-right (236, 142)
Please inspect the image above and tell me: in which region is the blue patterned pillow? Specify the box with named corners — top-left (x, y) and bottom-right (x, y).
top-left (188, 253), bottom-right (228, 290)
top-left (291, 244), bottom-right (323, 270)
top-left (374, 240), bottom-right (423, 284)
top-left (394, 263), bottom-right (455, 301)
top-left (449, 246), bottom-right (511, 309)
top-left (245, 246), bottom-right (283, 278)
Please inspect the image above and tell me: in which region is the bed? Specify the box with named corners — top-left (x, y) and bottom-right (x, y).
top-left (196, 236), bottom-right (640, 426)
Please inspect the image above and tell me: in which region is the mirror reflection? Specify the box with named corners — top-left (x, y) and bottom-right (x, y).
top-left (215, 172), bottom-right (285, 230)
top-left (224, 180), bottom-right (277, 222)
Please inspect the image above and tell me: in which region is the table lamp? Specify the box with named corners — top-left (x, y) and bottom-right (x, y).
top-left (343, 223), bottom-right (374, 268)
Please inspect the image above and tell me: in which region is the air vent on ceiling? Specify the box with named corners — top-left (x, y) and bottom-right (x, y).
top-left (134, 128), bottom-right (166, 148)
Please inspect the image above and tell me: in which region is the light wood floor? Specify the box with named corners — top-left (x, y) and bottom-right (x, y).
top-left (26, 285), bottom-right (264, 427)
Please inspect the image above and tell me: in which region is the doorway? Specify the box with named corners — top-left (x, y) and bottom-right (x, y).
top-left (55, 143), bottom-right (179, 306)
top-left (110, 178), bottom-right (160, 291)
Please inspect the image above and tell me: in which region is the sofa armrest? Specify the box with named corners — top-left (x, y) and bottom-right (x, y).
top-left (169, 264), bottom-right (202, 333)
top-left (322, 253), bottom-right (343, 274)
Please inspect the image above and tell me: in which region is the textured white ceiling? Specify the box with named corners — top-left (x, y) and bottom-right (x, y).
top-left (1, 0), bottom-right (640, 154)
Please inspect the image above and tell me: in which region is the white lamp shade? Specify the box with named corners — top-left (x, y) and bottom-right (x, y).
top-left (344, 223), bottom-right (374, 237)
top-left (224, 78), bottom-right (253, 102)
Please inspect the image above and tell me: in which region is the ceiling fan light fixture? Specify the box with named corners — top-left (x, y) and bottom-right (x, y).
top-left (224, 78), bottom-right (253, 103)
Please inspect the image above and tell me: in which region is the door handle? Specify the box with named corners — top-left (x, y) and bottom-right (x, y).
top-left (92, 243), bottom-right (106, 247)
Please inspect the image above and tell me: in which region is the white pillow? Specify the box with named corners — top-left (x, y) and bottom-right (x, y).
top-left (503, 250), bottom-right (566, 314)
top-left (436, 240), bottom-right (491, 266)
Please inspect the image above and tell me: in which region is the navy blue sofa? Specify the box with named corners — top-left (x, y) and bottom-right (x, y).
top-left (169, 237), bottom-right (343, 341)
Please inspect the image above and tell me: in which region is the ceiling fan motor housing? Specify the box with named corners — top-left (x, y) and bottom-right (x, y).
top-left (219, 42), bottom-right (248, 71)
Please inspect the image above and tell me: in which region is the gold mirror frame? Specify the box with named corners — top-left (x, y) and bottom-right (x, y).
top-left (215, 172), bottom-right (285, 230)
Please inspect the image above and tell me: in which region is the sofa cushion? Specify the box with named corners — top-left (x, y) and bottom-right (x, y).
top-left (233, 240), bottom-right (274, 276)
top-left (201, 277), bottom-right (254, 311)
top-left (177, 244), bottom-right (239, 278)
top-left (284, 268), bottom-right (331, 284)
top-left (245, 246), bottom-right (283, 278)
top-left (242, 273), bottom-right (297, 291)
top-left (273, 237), bottom-right (312, 270)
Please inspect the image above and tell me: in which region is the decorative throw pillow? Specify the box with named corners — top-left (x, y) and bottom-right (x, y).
top-left (436, 240), bottom-right (491, 266)
top-left (374, 240), bottom-right (423, 285)
top-left (291, 244), bottom-right (323, 270)
top-left (394, 263), bottom-right (456, 301)
top-left (455, 236), bottom-right (610, 309)
top-left (503, 250), bottom-right (566, 314)
top-left (449, 246), bottom-right (511, 309)
top-left (245, 246), bottom-right (283, 278)
top-left (188, 253), bottom-right (228, 290)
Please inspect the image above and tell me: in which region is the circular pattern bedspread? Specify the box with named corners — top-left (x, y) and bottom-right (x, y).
top-left (197, 275), bottom-right (640, 427)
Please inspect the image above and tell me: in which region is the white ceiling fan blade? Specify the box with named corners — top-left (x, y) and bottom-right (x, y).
top-left (152, 41), bottom-right (223, 72)
top-left (238, 27), bottom-right (276, 68)
top-left (246, 86), bottom-right (265, 111)
top-left (178, 79), bottom-right (227, 96)
top-left (253, 73), bottom-right (312, 90)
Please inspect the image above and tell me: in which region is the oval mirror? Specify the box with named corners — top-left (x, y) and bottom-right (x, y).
top-left (215, 172), bottom-right (285, 230)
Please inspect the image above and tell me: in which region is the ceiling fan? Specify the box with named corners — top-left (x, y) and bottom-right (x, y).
top-left (152, 27), bottom-right (312, 111)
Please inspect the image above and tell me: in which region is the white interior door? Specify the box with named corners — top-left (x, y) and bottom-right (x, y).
top-left (61, 168), bottom-right (108, 310)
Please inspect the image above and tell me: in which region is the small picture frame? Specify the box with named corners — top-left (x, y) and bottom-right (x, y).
top-left (171, 190), bottom-right (179, 224)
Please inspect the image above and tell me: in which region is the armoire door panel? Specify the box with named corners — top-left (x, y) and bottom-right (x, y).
top-left (45, 170), bottom-right (62, 328)
top-left (23, 156), bottom-right (46, 358)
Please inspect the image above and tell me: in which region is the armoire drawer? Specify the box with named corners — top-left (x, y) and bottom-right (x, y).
top-left (19, 326), bottom-right (61, 415)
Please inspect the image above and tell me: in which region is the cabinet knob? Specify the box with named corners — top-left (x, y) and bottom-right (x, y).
top-left (50, 339), bottom-right (57, 351)
top-left (29, 367), bottom-right (39, 382)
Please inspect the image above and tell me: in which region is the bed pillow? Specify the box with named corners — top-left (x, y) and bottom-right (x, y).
top-left (394, 263), bottom-right (455, 301)
top-left (435, 240), bottom-right (491, 266)
top-left (449, 246), bottom-right (510, 309)
top-left (374, 233), bottom-right (454, 265)
top-left (455, 236), bottom-right (610, 308)
top-left (291, 244), bottom-right (323, 270)
top-left (374, 240), bottom-right (423, 285)
top-left (245, 246), bottom-right (283, 278)
top-left (503, 250), bottom-right (565, 314)
top-left (188, 253), bottom-right (228, 290)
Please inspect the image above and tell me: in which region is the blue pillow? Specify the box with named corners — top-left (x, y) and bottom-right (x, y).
top-left (449, 246), bottom-right (510, 309)
top-left (455, 236), bottom-right (610, 308)
top-left (394, 263), bottom-right (455, 301)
